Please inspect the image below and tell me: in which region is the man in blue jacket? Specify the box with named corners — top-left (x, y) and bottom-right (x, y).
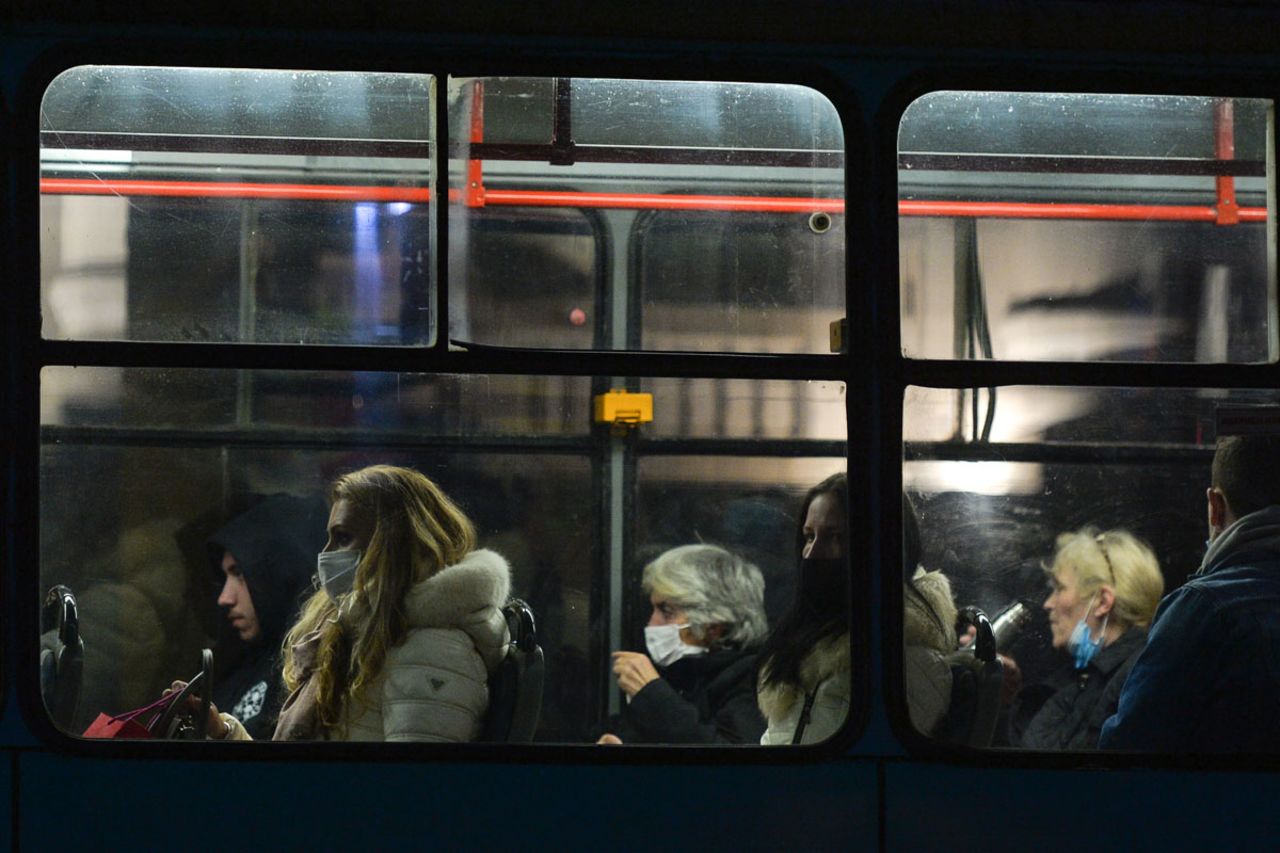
top-left (1099, 434), bottom-right (1280, 752)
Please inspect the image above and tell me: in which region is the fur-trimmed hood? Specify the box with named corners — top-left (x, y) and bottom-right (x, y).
top-left (757, 632), bottom-right (849, 723)
top-left (403, 548), bottom-right (511, 628)
top-left (904, 567), bottom-right (957, 653)
top-left (402, 548), bottom-right (511, 671)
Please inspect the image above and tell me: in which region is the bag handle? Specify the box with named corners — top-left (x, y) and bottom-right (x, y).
top-left (152, 671), bottom-right (204, 737)
top-left (152, 648), bottom-right (214, 739)
top-left (109, 690), bottom-right (179, 727)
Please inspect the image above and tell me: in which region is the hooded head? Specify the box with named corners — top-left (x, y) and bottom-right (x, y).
top-left (207, 494), bottom-right (329, 650)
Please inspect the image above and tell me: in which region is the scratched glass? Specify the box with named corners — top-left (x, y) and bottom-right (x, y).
top-left (447, 77), bottom-right (845, 353)
top-left (898, 92), bottom-right (1275, 363)
top-left (40, 66), bottom-right (435, 345)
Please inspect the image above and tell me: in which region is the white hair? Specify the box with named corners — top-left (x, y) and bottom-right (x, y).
top-left (642, 544), bottom-right (769, 649)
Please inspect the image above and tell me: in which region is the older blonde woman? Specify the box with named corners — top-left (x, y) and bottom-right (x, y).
top-left (193, 465), bottom-right (511, 742)
top-left (1010, 527), bottom-right (1164, 750)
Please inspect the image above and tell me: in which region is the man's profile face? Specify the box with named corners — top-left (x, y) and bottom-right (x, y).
top-left (217, 551), bottom-right (260, 642)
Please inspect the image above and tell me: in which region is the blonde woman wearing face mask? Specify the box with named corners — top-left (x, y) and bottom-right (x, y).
top-left (187, 465), bottom-right (512, 742)
top-left (1008, 527), bottom-right (1164, 750)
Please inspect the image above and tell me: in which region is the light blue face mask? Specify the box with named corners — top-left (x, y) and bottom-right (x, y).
top-left (1067, 592), bottom-right (1108, 670)
top-left (316, 549), bottom-right (361, 601)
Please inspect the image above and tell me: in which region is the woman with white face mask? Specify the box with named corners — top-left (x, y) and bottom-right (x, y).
top-left (196, 464), bottom-right (511, 741)
top-left (1008, 527), bottom-right (1163, 750)
top-left (595, 544), bottom-right (769, 744)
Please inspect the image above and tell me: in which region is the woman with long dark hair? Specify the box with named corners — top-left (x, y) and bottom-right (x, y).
top-left (757, 472), bottom-right (850, 744)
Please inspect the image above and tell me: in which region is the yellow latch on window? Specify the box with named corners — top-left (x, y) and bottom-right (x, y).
top-left (594, 389), bottom-right (653, 433)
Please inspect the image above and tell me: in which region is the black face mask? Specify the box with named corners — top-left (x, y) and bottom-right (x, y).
top-left (797, 557), bottom-right (848, 619)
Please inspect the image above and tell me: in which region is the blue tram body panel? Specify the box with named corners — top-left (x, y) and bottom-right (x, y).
top-left (20, 755), bottom-right (878, 850)
top-left (7, 4), bottom-right (1280, 851)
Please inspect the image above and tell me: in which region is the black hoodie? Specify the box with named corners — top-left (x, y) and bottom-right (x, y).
top-left (207, 494), bottom-right (328, 739)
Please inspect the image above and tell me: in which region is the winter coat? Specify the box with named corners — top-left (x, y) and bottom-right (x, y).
top-left (223, 548), bottom-right (511, 742)
top-left (340, 549), bottom-right (511, 742)
top-left (207, 494), bottom-right (328, 739)
top-left (758, 633), bottom-right (850, 745)
top-left (1101, 505), bottom-right (1280, 752)
top-left (608, 647), bottom-right (765, 744)
top-left (904, 567), bottom-right (958, 737)
top-left (1011, 627), bottom-right (1146, 750)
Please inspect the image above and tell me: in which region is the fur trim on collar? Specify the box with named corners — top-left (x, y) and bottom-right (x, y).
top-left (402, 549), bottom-right (511, 629)
top-left (757, 632), bottom-right (849, 722)
top-left (904, 567), bottom-right (957, 653)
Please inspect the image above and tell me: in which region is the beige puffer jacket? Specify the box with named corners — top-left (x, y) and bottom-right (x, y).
top-left (339, 548), bottom-right (512, 742)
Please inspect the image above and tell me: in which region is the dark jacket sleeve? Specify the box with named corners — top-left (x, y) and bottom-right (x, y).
top-left (625, 673), bottom-right (766, 744)
top-left (1098, 586), bottom-right (1224, 750)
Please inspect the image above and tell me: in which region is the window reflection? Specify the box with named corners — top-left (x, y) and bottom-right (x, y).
top-left (42, 368), bottom-right (848, 745)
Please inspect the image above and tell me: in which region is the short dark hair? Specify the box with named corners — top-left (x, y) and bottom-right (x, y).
top-left (1212, 435), bottom-right (1280, 519)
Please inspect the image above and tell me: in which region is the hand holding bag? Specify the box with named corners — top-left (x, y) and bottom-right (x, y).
top-left (82, 649), bottom-right (213, 739)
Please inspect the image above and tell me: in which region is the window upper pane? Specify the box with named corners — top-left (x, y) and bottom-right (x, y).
top-left (448, 77), bottom-right (845, 353)
top-left (899, 92), bottom-right (1275, 363)
top-left (40, 66), bottom-right (434, 345)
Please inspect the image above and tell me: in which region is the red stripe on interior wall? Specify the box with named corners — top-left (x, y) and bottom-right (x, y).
top-left (40, 179), bottom-right (433, 203)
top-left (39, 179), bottom-right (1267, 222)
top-left (899, 200), bottom-right (1267, 223)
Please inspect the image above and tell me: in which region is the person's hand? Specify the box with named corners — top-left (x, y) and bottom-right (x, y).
top-left (610, 651), bottom-right (660, 698)
top-left (997, 654), bottom-right (1022, 706)
top-left (957, 625), bottom-right (978, 648)
top-left (596, 733), bottom-right (623, 745)
top-left (164, 680), bottom-right (227, 739)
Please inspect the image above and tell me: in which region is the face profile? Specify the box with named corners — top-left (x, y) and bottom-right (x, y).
top-left (1043, 567), bottom-right (1091, 650)
top-left (323, 498), bottom-right (375, 553)
top-left (217, 552), bottom-right (261, 642)
top-left (802, 491), bottom-right (844, 560)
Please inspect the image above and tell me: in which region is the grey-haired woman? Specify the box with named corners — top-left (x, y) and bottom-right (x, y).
top-left (596, 544), bottom-right (769, 744)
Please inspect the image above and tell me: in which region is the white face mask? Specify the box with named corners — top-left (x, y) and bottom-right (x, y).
top-left (316, 549), bottom-right (361, 601)
top-left (644, 623), bottom-right (708, 667)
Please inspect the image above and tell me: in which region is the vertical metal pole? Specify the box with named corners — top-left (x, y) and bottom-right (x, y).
top-left (1267, 101), bottom-right (1278, 362)
top-left (235, 201), bottom-right (258, 426)
top-left (604, 213), bottom-right (636, 717)
top-left (952, 218), bottom-right (974, 439)
top-left (433, 74), bottom-right (448, 352)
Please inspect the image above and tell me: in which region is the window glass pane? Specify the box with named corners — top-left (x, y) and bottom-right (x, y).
top-left (40, 66), bottom-right (434, 345)
top-left (903, 385), bottom-right (1280, 751)
top-left (449, 77), bottom-right (844, 353)
top-left (42, 368), bottom-right (847, 747)
top-left (899, 92), bottom-right (1275, 363)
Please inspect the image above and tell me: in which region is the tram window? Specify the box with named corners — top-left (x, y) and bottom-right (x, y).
top-left (40, 368), bottom-right (847, 747)
top-left (901, 384), bottom-right (1280, 751)
top-left (448, 77), bottom-right (845, 353)
top-left (898, 92), bottom-right (1275, 363)
top-left (40, 66), bottom-right (434, 345)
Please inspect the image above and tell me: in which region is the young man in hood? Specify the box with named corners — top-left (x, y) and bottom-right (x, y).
top-left (1099, 433), bottom-right (1280, 752)
top-left (208, 494), bottom-right (328, 740)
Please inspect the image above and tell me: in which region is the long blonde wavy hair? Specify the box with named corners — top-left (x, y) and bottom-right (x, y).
top-left (282, 465), bottom-right (476, 732)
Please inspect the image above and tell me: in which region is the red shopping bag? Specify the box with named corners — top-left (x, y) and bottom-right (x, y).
top-left (82, 691), bottom-right (180, 739)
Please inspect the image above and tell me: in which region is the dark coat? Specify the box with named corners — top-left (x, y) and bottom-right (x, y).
top-left (610, 647), bottom-right (765, 744)
top-left (1100, 506), bottom-right (1280, 752)
top-left (1011, 627), bottom-right (1147, 750)
top-left (207, 494), bottom-right (328, 740)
